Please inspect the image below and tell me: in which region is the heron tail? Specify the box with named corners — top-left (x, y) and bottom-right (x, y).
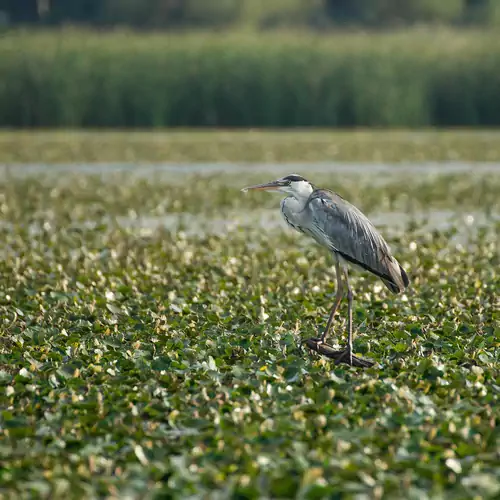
top-left (382, 261), bottom-right (410, 294)
top-left (400, 265), bottom-right (410, 287)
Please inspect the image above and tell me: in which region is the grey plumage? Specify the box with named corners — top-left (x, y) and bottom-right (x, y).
top-left (304, 189), bottom-right (409, 293)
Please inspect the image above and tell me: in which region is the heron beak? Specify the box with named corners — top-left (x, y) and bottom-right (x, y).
top-left (241, 180), bottom-right (286, 193)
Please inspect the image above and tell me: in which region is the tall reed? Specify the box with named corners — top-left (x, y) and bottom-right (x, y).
top-left (1, 29), bottom-right (499, 127)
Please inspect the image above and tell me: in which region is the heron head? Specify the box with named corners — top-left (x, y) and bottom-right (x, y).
top-left (241, 174), bottom-right (313, 199)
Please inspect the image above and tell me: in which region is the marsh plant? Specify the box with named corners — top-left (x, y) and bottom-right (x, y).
top-left (1, 29), bottom-right (500, 128)
top-left (0, 166), bottom-right (498, 498)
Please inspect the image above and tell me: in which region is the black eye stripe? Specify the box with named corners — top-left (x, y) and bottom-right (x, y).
top-left (283, 174), bottom-right (307, 183)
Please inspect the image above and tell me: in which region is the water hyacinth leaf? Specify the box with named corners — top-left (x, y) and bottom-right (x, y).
top-left (0, 154), bottom-right (498, 497)
top-left (106, 303), bottom-right (123, 316)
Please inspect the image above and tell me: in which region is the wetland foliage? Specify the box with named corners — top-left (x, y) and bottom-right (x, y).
top-left (2, 130), bottom-right (500, 164)
top-left (1, 29), bottom-right (500, 128)
top-left (0, 166), bottom-right (499, 498)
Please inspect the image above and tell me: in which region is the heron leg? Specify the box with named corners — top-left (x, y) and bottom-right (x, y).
top-left (331, 270), bottom-right (374, 368)
top-left (344, 270), bottom-right (354, 365)
top-left (303, 263), bottom-right (374, 368)
top-left (332, 269), bottom-right (354, 366)
top-left (319, 260), bottom-right (344, 343)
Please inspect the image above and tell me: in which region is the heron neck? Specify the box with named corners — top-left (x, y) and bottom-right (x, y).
top-left (283, 194), bottom-right (308, 213)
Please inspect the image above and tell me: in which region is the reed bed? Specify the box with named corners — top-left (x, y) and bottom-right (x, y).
top-left (1, 29), bottom-right (500, 127)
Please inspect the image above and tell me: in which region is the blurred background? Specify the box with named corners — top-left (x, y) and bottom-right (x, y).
top-left (0, 0), bottom-right (499, 128)
top-left (3, 0), bottom-right (496, 29)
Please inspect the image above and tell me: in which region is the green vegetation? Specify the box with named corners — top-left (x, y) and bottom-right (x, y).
top-left (1, 29), bottom-right (500, 128)
top-left (0, 163), bottom-right (499, 498)
top-left (6, 0), bottom-right (500, 28)
top-left (2, 130), bottom-right (500, 164)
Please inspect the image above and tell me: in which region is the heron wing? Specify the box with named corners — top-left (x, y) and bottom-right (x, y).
top-left (306, 189), bottom-right (408, 293)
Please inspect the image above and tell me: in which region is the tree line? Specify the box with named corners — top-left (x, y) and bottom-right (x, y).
top-left (2, 0), bottom-right (493, 28)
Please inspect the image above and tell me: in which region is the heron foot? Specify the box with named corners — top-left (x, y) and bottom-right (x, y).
top-left (303, 338), bottom-right (375, 368)
top-left (299, 336), bottom-right (324, 350)
top-left (334, 347), bottom-right (375, 368)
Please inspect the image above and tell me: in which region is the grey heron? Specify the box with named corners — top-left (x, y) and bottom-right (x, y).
top-left (241, 174), bottom-right (409, 367)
